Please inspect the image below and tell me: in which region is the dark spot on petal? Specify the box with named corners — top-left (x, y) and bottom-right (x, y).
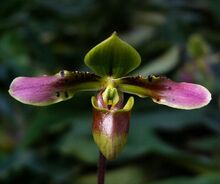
top-left (156, 98), bottom-right (160, 102)
top-left (60, 70), bottom-right (65, 77)
top-left (172, 98), bottom-right (175, 101)
top-left (148, 75), bottom-right (153, 82)
top-left (167, 86), bottom-right (172, 90)
top-left (56, 92), bottom-right (60, 97)
top-left (64, 91), bottom-right (69, 98)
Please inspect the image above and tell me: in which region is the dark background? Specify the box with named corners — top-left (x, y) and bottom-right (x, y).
top-left (0, 0), bottom-right (220, 183)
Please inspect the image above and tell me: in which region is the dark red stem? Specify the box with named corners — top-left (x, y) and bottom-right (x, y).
top-left (97, 151), bottom-right (106, 184)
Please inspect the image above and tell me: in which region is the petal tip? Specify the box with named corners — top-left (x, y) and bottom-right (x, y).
top-left (199, 85), bottom-right (212, 107)
top-left (153, 83), bottom-right (212, 110)
top-left (8, 77), bottom-right (23, 101)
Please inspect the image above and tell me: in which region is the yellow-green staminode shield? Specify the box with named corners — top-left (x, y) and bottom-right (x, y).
top-left (84, 32), bottom-right (141, 78)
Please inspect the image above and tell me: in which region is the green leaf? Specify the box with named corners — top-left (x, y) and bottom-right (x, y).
top-left (84, 32), bottom-right (141, 78)
top-left (187, 34), bottom-right (209, 58)
top-left (76, 166), bottom-right (145, 184)
top-left (58, 116), bottom-right (98, 163)
top-left (188, 136), bottom-right (220, 152)
top-left (0, 31), bottom-right (31, 75)
top-left (148, 173), bottom-right (220, 184)
top-left (134, 46), bottom-right (179, 75)
top-left (119, 110), bottom-right (220, 172)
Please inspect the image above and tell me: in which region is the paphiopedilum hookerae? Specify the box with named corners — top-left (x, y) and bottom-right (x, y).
top-left (9, 32), bottom-right (211, 160)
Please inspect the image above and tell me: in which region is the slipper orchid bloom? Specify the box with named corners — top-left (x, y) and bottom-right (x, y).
top-left (9, 32), bottom-right (211, 160)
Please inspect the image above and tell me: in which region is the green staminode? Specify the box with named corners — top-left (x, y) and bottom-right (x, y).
top-left (84, 32), bottom-right (141, 78)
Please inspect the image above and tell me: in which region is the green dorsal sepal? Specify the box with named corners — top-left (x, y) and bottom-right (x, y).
top-left (84, 32), bottom-right (141, 78)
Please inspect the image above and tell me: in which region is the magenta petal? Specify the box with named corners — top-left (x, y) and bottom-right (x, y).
top-left (152, 80), bottom-right (211, 109)
top-left (9, 76), bottom-right (72, 106)
top-left (9, 71), bottom-right (101, 106)
top-left (119, 76), bottom-right (211, 110)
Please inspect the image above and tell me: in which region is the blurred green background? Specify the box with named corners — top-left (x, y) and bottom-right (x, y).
top-left (1, 0), bottom-right (220, 183)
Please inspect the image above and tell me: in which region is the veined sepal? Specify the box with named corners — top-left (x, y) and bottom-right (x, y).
top-left (84, 32), bottom-right (141, 78)
top-left (91, 92), bottom-right (134, 160)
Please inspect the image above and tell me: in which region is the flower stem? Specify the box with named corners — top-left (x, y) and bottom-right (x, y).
top-left (97, 151), bottom-right (106, 184)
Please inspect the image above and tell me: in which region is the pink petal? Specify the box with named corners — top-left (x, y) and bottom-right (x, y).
top-left (9, 71), bottom-right (101, 106)
top-left (151, 79), bottom-right (212, 109)
top-left (119, 76), bottom-right (211, 110)
top-left (9, 76), bottom-right (64, 106)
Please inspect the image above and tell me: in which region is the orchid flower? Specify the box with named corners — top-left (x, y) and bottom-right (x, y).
top-left (9, 32), bottom-right (211, 161)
